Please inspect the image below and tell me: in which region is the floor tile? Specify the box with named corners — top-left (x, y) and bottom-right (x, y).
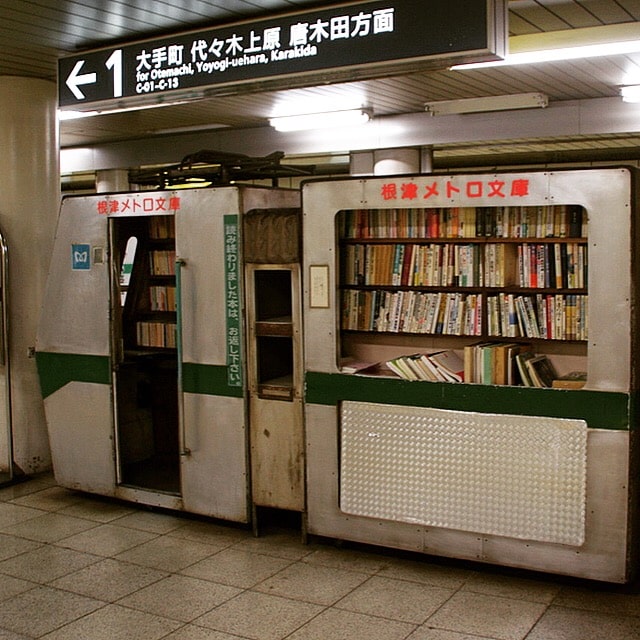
top-left (57, 497), bottom-right (135, 523)
top-left (0, 503), bottom-right (42, 529)
top-left (56, 522), bottom-right (158, 556)
top-left (335, 575), bottom-right (455, 624)
top-left (526, 605), bottom-right (640, 640)
top-left (114, 534), bottom-right (219, 572)
top-left (161, 625), bottom-right (246, 640)
top-left (232, 530), bottom-right (316, 561)
top-left (0, 478), bottom-right (53, 502)
top-left (0, 575), bottom-right (36, 602)
top-left (302, 546), bottom-right (394, 574)
top-left (112, 510), bottom-right (187, 534)
top-left (286, 607), bottom-right (415, 640)
top-left (182, 548), bottom-right (293, 588)
top-left (255, 561), bottom-right (369, 605)
top-left (167, 520), bottom-right (249, 547)
top-left (9, 486), bottom-right (83, 512)
top-left (0, 627), bottom-right (35, 640)
top-left (39, 603), bottom-right (181, 640)
top-left (49, 557), bottom-right (167, 601)
top-left (377, 558), bottom-right (473, 589)
top-left (425, 591), bottom-right (546, 640)
top-left (0, 512), bottom-right (98, 543)
top-left (461, 571), bottom-right (561, 603)
top-left (0, 545), bottom-right (99, 583)
top-left (0, 533), bottom-right (42, 562)
top-left (195, 590), bottom-right (323, 640)
top-left (406, 628), bottom-right (495, 640)
top-left (117, 574), bottom-right (241, 622)
top-left (552, 584), bottom-right (640, 617)
top-left (0, 585), bottom-right (104, 637)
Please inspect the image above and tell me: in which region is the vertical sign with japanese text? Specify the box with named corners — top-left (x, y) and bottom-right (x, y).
top-left (59, 0), bottom-right (505, 110)
top-left (224, 215), bottom-right (243, 388)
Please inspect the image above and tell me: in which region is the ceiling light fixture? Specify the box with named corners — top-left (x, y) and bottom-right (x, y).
top-left (620, 85), bottom-right (640, 103)
top-left (451, 23), bottom-right (640, 70)
top-left (424, 93), bottom-right (548, 116)
top-left (269, 108), bottom-right (371, 132)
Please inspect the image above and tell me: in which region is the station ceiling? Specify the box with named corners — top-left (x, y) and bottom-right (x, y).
top-left (2, 0), bottom-right (640, 163)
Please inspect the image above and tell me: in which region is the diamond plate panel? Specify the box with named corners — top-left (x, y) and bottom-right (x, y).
top-left (340, 401), bottom-right (587, 545)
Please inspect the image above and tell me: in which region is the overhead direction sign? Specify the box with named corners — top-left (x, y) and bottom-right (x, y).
top-left (59, 0), bottom-right (506, 111)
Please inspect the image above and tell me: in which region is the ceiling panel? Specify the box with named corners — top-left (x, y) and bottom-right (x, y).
top-left (2, 0), bottom-right (640, 161)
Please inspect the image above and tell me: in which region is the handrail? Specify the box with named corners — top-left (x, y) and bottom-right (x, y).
top-left (175, 257), bottom-right (190, 457)
top-left (0, 228), bottom-right (13, 481)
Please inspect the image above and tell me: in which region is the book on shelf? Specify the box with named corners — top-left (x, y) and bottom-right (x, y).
top-left (525, 354), bottom-right (559, 388)
top-left (427, 349), bottom-right (465, 382)
top-left (551, 371), bottom-right (587, 389)
top-left (340, 359), bottom-right (380, 374)
top-left (515, 351), bottom-right (537, 387)
top-left (515, 352), bottom-right (560, 388)
top-left (385, 350), bottom-right (464, 382)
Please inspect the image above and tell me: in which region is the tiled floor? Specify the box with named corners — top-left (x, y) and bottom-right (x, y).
top-left (0, 474), bottom-right (638, 640)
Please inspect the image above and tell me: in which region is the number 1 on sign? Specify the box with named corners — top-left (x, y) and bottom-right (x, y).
top-left (106, 49), bottom-right (123, 98)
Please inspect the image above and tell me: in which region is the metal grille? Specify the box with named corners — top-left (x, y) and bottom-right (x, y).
top-left (340, 401), bottom-right (587, 545)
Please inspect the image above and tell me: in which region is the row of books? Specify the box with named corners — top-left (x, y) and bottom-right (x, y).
top-left (518, 243), bottom-right (587, 289)
top-left (342, 243), bottom-right (488, 288)
top-left (340, 205), bottom-right (585, 240)
top-left (487, 293), bottom-right (587, 341)
top-left (149, 285), bottom-right (177, 312)
top-left (386, 350), bottom-right (465, 382)
top-left (149, 216), bottom-right (175, 239)
top-left (341, 288), bottom-right (587, 340)
top-left (463, 343), bottom-right (563, 387)
top-left (149, 250), bottom-right (176, 276)
top-left (345, 347), bottom-right (586, 389)
top-left (136, 321), bottom-right (177, 348)
top-left (341, 290), bottom-right (483, 336)
top-left (341, 242), bottom-right (586, 290)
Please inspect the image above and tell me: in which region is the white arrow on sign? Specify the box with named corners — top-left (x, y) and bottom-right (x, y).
top-left (66, 60), bottom-right (97, 100)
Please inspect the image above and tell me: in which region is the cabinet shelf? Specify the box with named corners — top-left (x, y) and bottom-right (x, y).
top-left (256, 316), bottom-right (293, 337)
top-left (338, 204), bottom-right (589, 387)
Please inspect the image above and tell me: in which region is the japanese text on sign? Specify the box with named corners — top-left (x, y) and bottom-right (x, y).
top-left (96, 195), bottom-right (181, 216)
top-left (224, 215), bottom-right (243, 388)
top-left (135, 8), bottom-right (393, 95)
top-left (60, 1), bottom-right (501, 108)
top-left (380, 178), bottom-right (531, 202)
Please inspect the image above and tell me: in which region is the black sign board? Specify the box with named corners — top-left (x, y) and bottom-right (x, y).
top-left (59, 0), bottom-right (506, 110)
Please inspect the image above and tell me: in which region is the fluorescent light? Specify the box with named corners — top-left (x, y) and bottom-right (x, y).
top-left (425, 93), bottom-right (548, 116)
top-left (269, 108), bottom-right (371, 132)
top-left (621, 85), bottom-right (640, 103)
top-left (58, 99), bottom-right (192, 121)
top-left (452, 23), bottom-right (640, 70)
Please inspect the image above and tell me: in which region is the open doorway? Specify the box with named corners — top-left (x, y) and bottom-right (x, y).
top-left (110, 215), bottom-right (180, 495)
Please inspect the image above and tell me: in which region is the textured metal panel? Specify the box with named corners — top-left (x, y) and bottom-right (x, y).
top-left (340, 401), bottom-right (587, 545)
top-left (306, 401), bottom-right (631, 581)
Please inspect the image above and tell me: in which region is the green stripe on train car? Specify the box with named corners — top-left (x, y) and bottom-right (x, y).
top-left (305, 371), bottom-right (631, 431)
top-left (35, 352), bottom-right (111, 399)
top-left (182, 363), bottom-right (244, 398)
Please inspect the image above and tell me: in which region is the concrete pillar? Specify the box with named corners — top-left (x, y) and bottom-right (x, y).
top-left (0, 77), bottom-right (59, 475)
top-left (373, 148), bottom-right (420, 175)
top-left (96, 169), bottom-right (130, 193)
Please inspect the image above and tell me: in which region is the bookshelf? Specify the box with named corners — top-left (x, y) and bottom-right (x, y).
top-left (128, 216), bottom-right (177, 351)
top-left (338, 205), bottom-right (588, 385)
